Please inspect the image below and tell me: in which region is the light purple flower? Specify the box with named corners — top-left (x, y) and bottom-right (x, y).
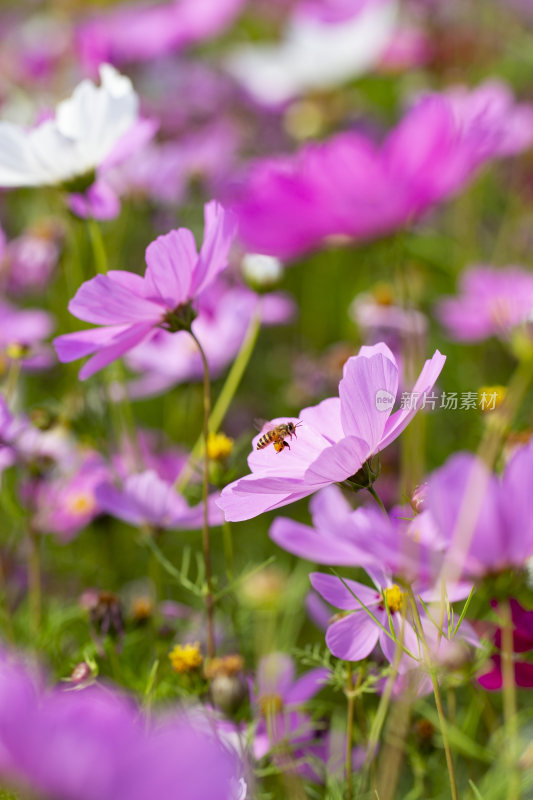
top-left (270, 484), bottom-right (457, 588)
top-left (77, 0), bottom-right (247, 72)
top-left (251, 652), bottom-right (329, 760)
top-left (0, 650), bottom-right (241, 800)
top-left (53, 201), bottom-right (236, 379)
top-left (96, 469), bottom-right (223, 529)
top-left (217, 343), bottom-right (445, 522)
top-left (427, 442), bottom-right (533, 579)
top-left (436, 265), bottom-right (533, 342)
top-left (230, 82), bottom-right (533, 258)
top-left (0, 221), bottom-right (62, 296)
top-left (0, 300), bottom-right (54, 371)
top-left (27, 453), bottom-right (109, 541)
top-left (310, 569), bottom-right (475, 668)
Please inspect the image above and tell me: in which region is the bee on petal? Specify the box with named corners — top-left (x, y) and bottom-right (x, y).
top-left (255, 420), bottom-right (302, 453)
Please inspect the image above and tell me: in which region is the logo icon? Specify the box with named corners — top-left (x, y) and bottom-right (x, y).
top-left (375, 389), bottom-right (395, 411)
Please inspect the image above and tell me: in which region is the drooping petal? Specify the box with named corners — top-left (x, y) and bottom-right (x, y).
top-left (310, 573), bottom-right (380, 610)
top-left (326, 612), bottom-right (380, 661)
top-left (79, 322), bottom-right (155, 380)
top-left (270, 517), bottom-right (368, 565)
top-left (54, 324), bottom-right (132, 362)
top-left (68, 274), bottom-right (164, 325)
top-left (285, 668), bottom-right (329, 705)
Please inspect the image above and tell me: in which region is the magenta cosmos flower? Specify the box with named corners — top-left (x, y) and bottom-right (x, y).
top-left (53, 201), bottom-right (236, 379)
top-left (230, 81), bottom-right (533, 258)
top-left (427, 442), bottom-right (533, 580)
top-left (478, 600), bottom-right (533, 690)
top-left (436, 265), bottom-right (533, 342)
top-left (217, 343), bottom-right (445, 522)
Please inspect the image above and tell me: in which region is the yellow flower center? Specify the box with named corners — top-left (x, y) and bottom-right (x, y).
top-left (372, 282), bottom-right (395, 306)
top-left (67, 492), bottom-right (96, 515)
top-left (131, 596), bottom-right (153, 620)
top-left (259, 693), bottom-right (284, 717)
top-left (169, 642), bottom-right (203, 673)
top-left (206, 432), bottom-right (234, 461)
top-left (478, 385), bottom-right (506, 412)
top-left (383, 584), bottom-right (406, 614)
top-left (5, 342), bottom-right (29, 360)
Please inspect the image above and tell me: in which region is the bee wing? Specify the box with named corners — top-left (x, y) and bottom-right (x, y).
top-left (254, 418), bottom-right (273, 433)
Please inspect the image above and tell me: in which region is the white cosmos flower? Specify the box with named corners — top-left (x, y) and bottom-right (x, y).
top-left (225, 0), bottom-right (398, 106)
top-left (0, 64), bottom-right (138, 188)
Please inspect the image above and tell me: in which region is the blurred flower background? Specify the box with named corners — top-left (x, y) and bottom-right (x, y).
top-left (1, 0), bottom-right (533, 798)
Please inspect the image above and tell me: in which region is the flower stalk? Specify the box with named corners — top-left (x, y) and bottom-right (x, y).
top-left (189, 330), bottom-right (215, 659)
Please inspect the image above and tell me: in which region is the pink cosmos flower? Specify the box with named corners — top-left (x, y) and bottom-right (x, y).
top-left (0, 650), bottom-right (242, 800)
top-left (0, 300), bottom-right (55, 371)
top-left (251, 652), bottom-right (329, 760)
top-left (24, 453), bottom-right (109, 542)
top-left (436, 265), bottom-right (533, 342)
top-left (427, 442), bottom-right (533, 580)
top-left (53, 201), bottom-right (236, 380)
top-left (310, 569), bottom-right (475, 667)
top-left (217, 343), bottom-right (445, 522)
top-left (230, 82), bottom-right (533, 258)
top-left (95, 470), bottom-right (223, 529)
top-left (0, 221), bottom-right (62, 296)
top-left (270, 484), bottom-right (460, 588)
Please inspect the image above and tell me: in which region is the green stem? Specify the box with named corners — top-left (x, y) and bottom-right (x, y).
top-left (4, 360), bottom-right (20, 405)
top-left (222, 520), bottom-right (234, 580)
top-left (345, 662), bottom-right (355, 800)
top-left (189, 330), bottom-right (215, 659)
top-left (28, 526), bottom-right (42, 637)
top-left (362, 609), bottom-right (406, 791)
top-left (500, 600), bottom-right (520, 800)
top-left (367, 484), bottom-right (386, 512)
top-left (175, 310), bottom-right (261, 492)
top-left (409, 588), bottom-right (458, 800)
top-left (86, 217), bottom-right (107, 274)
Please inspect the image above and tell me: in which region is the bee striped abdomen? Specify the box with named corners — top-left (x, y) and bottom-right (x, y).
top-left (257, 431), bottom-right (276, 449)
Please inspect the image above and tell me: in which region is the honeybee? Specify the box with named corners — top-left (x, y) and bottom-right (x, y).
top-left (255, 420), bottom-right (302, 453)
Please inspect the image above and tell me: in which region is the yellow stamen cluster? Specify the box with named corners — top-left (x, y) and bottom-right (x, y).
top-left (207, 432), bottom-right (234, 462)
top-left (169, 642), bottom-right (203, 674)
top-left (67, 492), bottom-right (96, 515)
top-left (478, 385), bottom-right (506, 412)
top-left (5, 342), bottom-right (29, 360)
top-left (131, 596), bottom-right (153, 621)
top-left (383, 584), bottom-right (406, 614)
top-left (204, 654), bottom-right (244, 680)
top-left (372, 282), bottom-right (395, 306)
top-left (259, 693), bottom-right (284, 717)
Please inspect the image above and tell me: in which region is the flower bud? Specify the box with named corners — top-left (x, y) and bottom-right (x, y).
top-left (410, 482), bottom-right (427, 513)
